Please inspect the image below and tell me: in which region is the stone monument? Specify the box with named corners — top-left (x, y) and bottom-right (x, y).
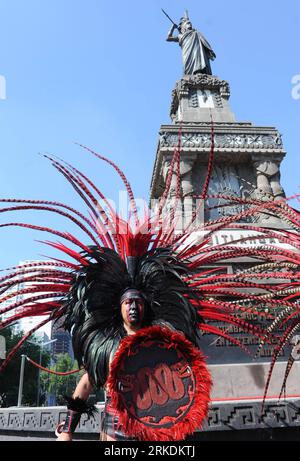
top-left (149, 13), bottom-right (300, 437)
top-left (166, 10), bottom-right (216, 76)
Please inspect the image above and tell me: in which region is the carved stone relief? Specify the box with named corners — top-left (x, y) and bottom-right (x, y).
top-left (162, 157), bottom-right (196, 199)
top-left (159, 132), bottom-right (284, 150)
top-left (253, 157), bottom-right (285, 201)
top-left (205, 165), bottom-right (246, 221)
top-left (171, 74), bottom-right (231, 119)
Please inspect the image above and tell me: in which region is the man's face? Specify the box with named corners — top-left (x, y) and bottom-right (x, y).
top-left (121, 293), bottom-right (144, 329)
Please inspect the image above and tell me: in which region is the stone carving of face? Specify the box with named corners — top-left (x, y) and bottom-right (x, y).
top-left (120, 290), bottom-right (144, 330)
top-left (180, 20), bottom-right (193, 33)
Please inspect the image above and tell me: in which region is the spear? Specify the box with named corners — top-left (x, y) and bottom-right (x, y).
top-left (161, 9), bottom-right (179, 30)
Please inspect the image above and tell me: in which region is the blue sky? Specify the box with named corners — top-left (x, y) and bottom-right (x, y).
top-left (0, 0), bottom-right (299, 267)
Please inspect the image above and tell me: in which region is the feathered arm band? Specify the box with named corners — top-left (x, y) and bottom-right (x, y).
top-left (56, 396), bottom-right (98, 435)
top-left (64, 395), bottom-right (98, 416)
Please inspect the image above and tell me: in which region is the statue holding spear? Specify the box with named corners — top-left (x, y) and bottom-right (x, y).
top-left (162, 9), bottom-right (216, 76)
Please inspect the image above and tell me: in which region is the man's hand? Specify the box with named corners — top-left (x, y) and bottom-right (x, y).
top-left (55, 421), bottom-right (72, 441)
top-left (56, 432), bottom-right (72, 442)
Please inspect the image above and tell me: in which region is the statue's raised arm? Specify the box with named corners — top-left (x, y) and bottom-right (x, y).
top-left (166, 11), bottom-right (216, 76)
top-left (166, 23), bottom-right (179, 43)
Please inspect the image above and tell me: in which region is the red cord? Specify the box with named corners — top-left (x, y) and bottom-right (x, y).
top-left (26, 356), bottom-right (82, 376)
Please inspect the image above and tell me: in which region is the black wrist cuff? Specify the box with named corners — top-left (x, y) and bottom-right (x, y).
top-left (61, 409), bottom-right (81, 433)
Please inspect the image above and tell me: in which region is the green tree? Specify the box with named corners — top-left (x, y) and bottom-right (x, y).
top-left (0, 327), bottom-right (50, 407)
top-left (41, 354), bottom-right (105, 405)
top-left (40, 353), bottom-right (83, 405)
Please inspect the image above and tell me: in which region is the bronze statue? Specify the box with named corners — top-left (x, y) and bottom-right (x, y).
top-left (165, 10), bottom-right (216, 76)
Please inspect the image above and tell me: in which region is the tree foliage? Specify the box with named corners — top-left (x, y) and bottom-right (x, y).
top-left (41, 354), bottom-right (105, 405)
top-left (40, 353), bottom-right (83, 405)
top-left (0, 327), bottom-right (50, 407)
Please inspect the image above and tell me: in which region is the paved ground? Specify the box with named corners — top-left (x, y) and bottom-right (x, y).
top-left (0, 434), bottom-right (55, 441)
top-left (0, 432), bottom-right (98, 441)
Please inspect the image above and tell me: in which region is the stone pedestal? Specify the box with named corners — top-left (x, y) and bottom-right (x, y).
top-left (149, 73), bottom-right (293, 409)
top-left (170, 73), bottom-right (236, 124)
top-left (151, 74), bottom-right (286, 227)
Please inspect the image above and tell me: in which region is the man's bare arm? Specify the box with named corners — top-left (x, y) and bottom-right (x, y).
top-left (73, 372), bottom-right (94, 400)
top-left (56, 372), bottom-right (94, 441)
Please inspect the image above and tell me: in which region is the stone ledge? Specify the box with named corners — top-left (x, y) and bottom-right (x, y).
top-left (1, 399), bottom-right (300, 435)
top-left (0, 405), bottom-right (104, 433)
top-left (159, 131), bottom-right (283, 151)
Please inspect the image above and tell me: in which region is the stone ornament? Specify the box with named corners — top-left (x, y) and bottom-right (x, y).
top-left (159, 132), bottom-right (284, 150)
top-left (253, 157), bottom-right (285, 201)
top-left (171, 75), bottom-right (230, 119)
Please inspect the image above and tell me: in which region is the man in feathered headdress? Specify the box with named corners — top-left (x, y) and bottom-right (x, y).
top-left (0, 137), bottom-right (299, 441)
top-left (54, 238), bottom-right (211, 441)
top-left (56, 288), bottom-right (148, 441)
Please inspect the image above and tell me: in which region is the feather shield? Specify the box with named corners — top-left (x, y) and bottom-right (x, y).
top-left (107, 325), bottom-right (212, 441)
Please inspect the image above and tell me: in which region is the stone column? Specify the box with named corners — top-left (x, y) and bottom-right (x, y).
top-left (253, 156), bottom-right (285, 201)
top-left (252, 155), bottom-right (285, 225)
top-left (181, 156), bottom-right (197, 228)
top-left (161, 155), bottom-right (197, 232)
top-left (253, 159), bottom-right (273, 200)
top-left (162, 158), bottom-right (178, 199)
top-left (161, 157), bottom-right (181, 232)
top-left (269, 157), bottom-right (285, 200)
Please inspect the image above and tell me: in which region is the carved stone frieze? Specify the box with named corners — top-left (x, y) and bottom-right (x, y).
top-left (159, 132), bottom-right (284, 150)
top-left (1, 400), bottom-right (300, 436)
top-left (174, 121), bottom-right (253, 127)
top-left (174, 74), bottom-right (230, 99)
top-left (0, 407), bottom-right (104, 433)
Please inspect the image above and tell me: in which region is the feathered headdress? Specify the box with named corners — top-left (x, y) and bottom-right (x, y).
top-left (0, 129), bottom-right (299, 406)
